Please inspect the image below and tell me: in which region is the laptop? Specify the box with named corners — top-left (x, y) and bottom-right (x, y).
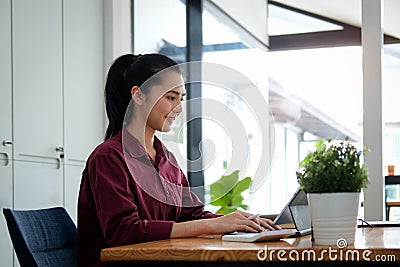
top-left (273, 188), bottom-right (312, 237)
top-left (222, 188), bottom-right (312, 242)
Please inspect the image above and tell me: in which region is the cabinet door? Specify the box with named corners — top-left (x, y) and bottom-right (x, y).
top-left (14, 161), bottom-right (63, 209)
top-left (65, 165), bottom-right (85, 223)
top-left (63, 0), bottom-right (104, 167)
top-left (12, 0), bottom-right (63, 163)
top-left (63, 0), bottom-right (104, 225)
top-left (0, 0), bottom-right (14, 266)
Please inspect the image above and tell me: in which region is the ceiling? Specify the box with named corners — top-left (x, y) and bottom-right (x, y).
top-left (160, 1), bottom-right (398, 140)
top-left (268, 0), bottom-right (399, 140)
top-left (268, 78), bottom-right (360, 141)
top-left (273, 0), bottom-right (400, 39)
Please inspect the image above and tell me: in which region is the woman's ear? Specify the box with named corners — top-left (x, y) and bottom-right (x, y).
top-left (131, 86), bottom-right (144, 105)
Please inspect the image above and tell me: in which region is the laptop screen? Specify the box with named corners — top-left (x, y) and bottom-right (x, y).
top-left (288, 189), bottom-right (311, 232)
top-left (274, 188), bottom-right (311, 233)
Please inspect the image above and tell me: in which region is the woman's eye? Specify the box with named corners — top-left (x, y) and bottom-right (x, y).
top-left (167, 96), bottom-right (175, 101)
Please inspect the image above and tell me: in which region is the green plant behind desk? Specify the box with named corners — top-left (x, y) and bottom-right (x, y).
top-left (210, 170), bottom-right (252, 214)
top-left (296, 138), bottom-right (369, 246)
top-left (296, 138), bottom-right (369, 193)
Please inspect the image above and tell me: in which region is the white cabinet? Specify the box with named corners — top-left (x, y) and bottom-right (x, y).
top-left (65, 165), bottom-right (86, 223)
top-left (9, 0), bottom-right (104, 211)
top-left (13, 0), bottom-right (64, 163)
top-left (64, 0), bottom-right (104, 166)
top-left (11, 0), bottom-right (65, 215)
top-left (63, 0), bottom-right (104, 221)
top-left (63, 0), bottom-right (104, 163)
top-left (14, 161), bottom-right (64, 209)
top-left (0, 0), bottom-right (104, 266)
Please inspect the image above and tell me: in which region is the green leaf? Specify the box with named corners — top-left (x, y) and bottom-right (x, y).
top-left (215, 207), bottom-right (224, 214)
top-left (211, 171), bottom-right (238, 196)
top-left (216, 206), bottom-right (238, 215)
top-left (239, 204), bottom-right (249, 210)
top-left (210, 183), bottom-right (226, 202)
top-left (210, 171), bottom-right (238, 199)
top-left (231, 194), bottom-right (244, 207)
top-left (315, 139), bottom-right (325, 148)
top-left (219, 170), bottom-right (239, 191)
top-left (210, 193), bottom-right (230, 207)
top-left (209, 170), bottom-right (253, 213)
top-left (231, 177), bottom-right (252, 198)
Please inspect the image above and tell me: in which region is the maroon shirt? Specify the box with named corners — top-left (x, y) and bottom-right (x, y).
top-left (77, 130), bottom-right (218, 267)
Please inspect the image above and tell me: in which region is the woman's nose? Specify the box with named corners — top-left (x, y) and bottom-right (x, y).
top-left (174, 102), bottom-right (183, 113)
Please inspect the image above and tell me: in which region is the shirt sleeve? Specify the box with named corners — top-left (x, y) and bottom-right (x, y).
top-left (178, 170), bottom-right (223, 222)
top-left (87, 152), bottom-right (174, 246)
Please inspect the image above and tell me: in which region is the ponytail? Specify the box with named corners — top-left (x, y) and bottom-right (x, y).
top-left (104, 53), bottom-right (180, 140)
top-left (104, 54), bottom-right (138, 140)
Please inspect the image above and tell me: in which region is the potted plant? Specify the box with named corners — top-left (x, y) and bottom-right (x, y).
top-left (296, 139), bottom-right (369, 246)
top-left (210, 170), bottom-right (252, 214)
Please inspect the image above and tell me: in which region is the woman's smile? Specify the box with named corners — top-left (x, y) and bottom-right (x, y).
top-left (165, 115), bottom-right (176, 125)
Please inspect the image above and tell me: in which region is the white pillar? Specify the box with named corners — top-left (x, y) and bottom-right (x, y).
top-left (103, 0), bottom-right (132, 131)
top-left (103, 0), bottom-right (132, 70)
top-left (362, 0), bottom-right (385, 220)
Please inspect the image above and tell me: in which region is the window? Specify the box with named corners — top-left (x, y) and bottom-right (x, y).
top-left (132, 1), bottom-right (400, 219)
top-left (268, 3), bottom-right (342, 35)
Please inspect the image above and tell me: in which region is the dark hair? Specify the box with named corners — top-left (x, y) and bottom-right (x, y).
top-left (104, 53), bottom-right (180, 140)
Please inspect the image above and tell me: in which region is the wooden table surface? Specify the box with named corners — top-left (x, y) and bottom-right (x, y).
top-left (101, 227), bottom-right (400, 263)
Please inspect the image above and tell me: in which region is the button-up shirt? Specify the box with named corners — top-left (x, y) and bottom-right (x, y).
top-left (77, 130), bottom-right (219, 267)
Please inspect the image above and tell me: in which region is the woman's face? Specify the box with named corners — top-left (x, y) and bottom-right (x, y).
top-left (144, 71), bottom-right (185, 133)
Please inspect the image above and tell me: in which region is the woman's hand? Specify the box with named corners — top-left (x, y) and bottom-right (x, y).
top-left (204, 210), bottom-right (281, 234)
top-left (171, 210), bottom-right (281, 238)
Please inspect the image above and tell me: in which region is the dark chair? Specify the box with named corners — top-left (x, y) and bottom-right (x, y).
top-left (3, 207), bottom-right (77, 267)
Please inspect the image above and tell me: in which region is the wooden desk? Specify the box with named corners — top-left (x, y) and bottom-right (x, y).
top-left (101, 227), bottom-right (400, 265)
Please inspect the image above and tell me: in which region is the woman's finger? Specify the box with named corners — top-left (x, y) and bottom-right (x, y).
top-left (236, 224), bottom-right (258, 233)
top-left (259, 218), bottom-right (281, 230)
top-left (238, 219), bottom-right (264, 232)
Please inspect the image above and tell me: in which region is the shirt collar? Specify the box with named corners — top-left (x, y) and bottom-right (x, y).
top-left (121, 129), bottom-right (169, 159)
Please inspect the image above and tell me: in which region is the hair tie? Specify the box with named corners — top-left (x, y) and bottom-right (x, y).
top-left (123, 54), bottom-right (142, 79)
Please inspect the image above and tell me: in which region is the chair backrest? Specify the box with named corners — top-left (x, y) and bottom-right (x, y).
top-left (3, 207), bottom-right (77, 267)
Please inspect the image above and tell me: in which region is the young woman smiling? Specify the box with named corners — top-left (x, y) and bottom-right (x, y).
top-left (77, 54), bottom-right (279, 267)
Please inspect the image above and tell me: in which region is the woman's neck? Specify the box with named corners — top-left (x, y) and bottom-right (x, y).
top-left (125, 121), bottom-right (155, 154)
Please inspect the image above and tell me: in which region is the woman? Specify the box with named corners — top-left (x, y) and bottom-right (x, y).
top-left (77, 53), bottom-right (279, 266)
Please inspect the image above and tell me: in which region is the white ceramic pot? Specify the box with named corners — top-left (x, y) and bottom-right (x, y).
top-left (308, 192), bottom-right (360, 246)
